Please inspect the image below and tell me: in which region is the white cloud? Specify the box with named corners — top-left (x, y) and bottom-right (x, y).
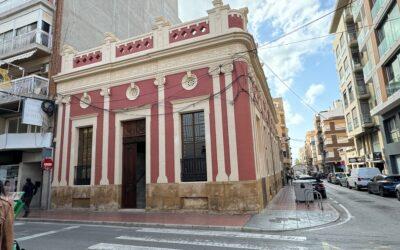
top-left (283, 100), bottom-right (304, 125)
top-left (305, 83), bottom-right (325, 105)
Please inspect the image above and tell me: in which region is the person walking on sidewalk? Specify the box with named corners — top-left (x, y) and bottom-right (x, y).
top-left (0, 181), bottom-right (14, 250)
top-left (22, 178), bottom-right (37, 218)
top-left (286, 172), bottom-right (293, 186)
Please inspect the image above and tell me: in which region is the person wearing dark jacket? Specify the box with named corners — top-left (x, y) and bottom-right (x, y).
top-left (22, 178), bottom-right (37, 218)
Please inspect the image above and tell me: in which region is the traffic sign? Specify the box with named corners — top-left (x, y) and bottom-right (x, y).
top-left (42, 157), bottom-right (54, 171)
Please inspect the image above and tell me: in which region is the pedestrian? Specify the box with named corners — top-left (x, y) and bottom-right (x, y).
top-left (0, 180), bottom-right (14, 250)
top-left (22, 178), bottom-right (37, 218)
top-left (286, 172), bottom-right (292, 186)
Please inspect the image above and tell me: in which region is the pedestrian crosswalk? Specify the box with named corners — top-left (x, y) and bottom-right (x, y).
top-left (87, 227), bottom-right (308, 250)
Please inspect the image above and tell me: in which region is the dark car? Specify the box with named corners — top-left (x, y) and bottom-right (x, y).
top-left (367, 175), bottom-right (400, 197)
top-left (297, 175), bottom-right (327, 198)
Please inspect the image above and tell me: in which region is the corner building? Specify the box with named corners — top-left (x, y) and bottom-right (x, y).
top-left (52, 1), bottom-right (282, 213)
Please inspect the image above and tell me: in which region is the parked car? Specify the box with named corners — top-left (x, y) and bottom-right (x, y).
top-left (367, 175), bottom-right (400, 197)
top-left (347, 167), bottom-right (381, 190)
top-left (331, 173), bottom-right (346, 185)
top-left (396, 184), bottom-right (400, 201)
top-left (338, 173), bottom-right (350, 187)
top-left (297, 175), bottom-right (327, 198)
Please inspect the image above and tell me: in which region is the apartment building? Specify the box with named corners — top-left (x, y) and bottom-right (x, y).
top-left (314, 101), bottom-right (354, 173)
top-left (0, 0), bottom-right (56, 209)
top-left (273, 98), bottom-right (292, 172)
top-left (330, 0), bottom-right (387, 174)
top-left (365, 0), bottom-right (400, 175)
top-left (305, 130), bottom-right (318, 172)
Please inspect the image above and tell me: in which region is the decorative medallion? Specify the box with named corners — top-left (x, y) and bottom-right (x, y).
top-left (80, 93), bottom-right (91, 109)
top-left (182, 71), bottom-right (198, 90)
top-left (126, 83), bottom-right (140, 100)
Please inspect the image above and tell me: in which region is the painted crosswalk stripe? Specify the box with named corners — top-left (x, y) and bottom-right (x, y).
top-left (88, 243), bottom-right (180, 250)
top-left (16, 226), bottom-right (80, 242)
top-left (117, 236), bottom-right (265, 249)
top-left (136, 228), bottom-right (307, 242)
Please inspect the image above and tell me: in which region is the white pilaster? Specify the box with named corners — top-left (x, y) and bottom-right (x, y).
top-left (60, 96), bottom-right (71, 186)
top-left (210, 68), bottom-right (228, 182)
top-left (52, 97), bottom-right (64, 187)
top-left (222, 64), bottom-right (239, 181)
top-left (100, 88), bottom-right (110, 185)
top-left (155, 75), bottom-right (168, 183)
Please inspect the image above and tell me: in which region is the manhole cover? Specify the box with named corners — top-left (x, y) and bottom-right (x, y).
top-left (269, 217), bottom-right (301, 223)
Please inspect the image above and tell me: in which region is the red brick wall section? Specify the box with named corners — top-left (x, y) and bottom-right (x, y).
top-left (73, 51), bottom-right (102, 68)
top-left (116, 37), bottom-right (154, 58)
top-left (228, 14), bottom-right (244, 29)
top-left (169, 21), bottom-right (210, 43)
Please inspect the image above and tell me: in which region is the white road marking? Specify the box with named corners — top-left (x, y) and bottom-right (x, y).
top-left (308, 204), bottom-right (353, 231)
top-left (15, 226), bottom-right (80, 242)
top-left (117, 236), bottom-right (265, 249)
top-left (14, 222), bottom-right (25, 226)
top-left (136, 228), bottom-right (307, 242)
top-left (88, 243), bottom-right (180, 250)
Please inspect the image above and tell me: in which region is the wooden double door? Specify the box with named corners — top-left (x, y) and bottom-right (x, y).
top-left (122, 119), bottom-right (146, 209)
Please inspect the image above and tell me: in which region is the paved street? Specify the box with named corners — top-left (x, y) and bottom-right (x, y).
top-left (14, 182), bottom-right (400, 250)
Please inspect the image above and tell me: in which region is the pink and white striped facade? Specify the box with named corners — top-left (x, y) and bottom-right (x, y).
top-left (52, 1), bottom-right (282, 213)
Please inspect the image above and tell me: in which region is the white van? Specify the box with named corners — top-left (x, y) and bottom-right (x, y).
top-left (347, 167), bottom-right (381, 190)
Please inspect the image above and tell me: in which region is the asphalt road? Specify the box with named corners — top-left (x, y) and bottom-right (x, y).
top-left (14, 182), bottom-right (400, 250)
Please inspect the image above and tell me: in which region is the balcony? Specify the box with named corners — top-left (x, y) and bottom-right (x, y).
top-left (344, 8), bottom-right (354, 22)
top-left (0, 132), bottom-right (52, 150)
top-left (357, 83), bottom-right (370, 99)
top-left (0, 30), bottom-right (51, 58)
top-left (386, 81), bottom-right (400, 97)
top-left (181, 157), bottom-right (207, 182)
top-left (361, 113), bottom-right (374, 127)
top-left (363, 60), bottom-right (372, 80)
top-left (378, 33), bottom-right (400, 59)
top-left (357, 27), bottom-right (367, 47)
top-left (371, 0), bottom-right (391, 23)
top-left (352, 0), bottom-right (363, 18)
top-left (0, 0), bottom-right (55, 16)
top-left (348, 32), bottom-right (358, 47)
top-left (0, 75), bottom-right (49, 105)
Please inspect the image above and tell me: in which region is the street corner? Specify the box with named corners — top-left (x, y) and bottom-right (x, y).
top-left (242, 190), bottom-right (341, 232)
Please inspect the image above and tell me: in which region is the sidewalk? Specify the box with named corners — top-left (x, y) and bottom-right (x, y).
top-left (20, 186), bottom-right (339, 232)
top-left (244, 186), bottom-right (339, 231)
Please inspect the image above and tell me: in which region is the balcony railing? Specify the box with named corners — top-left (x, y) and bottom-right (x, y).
top-left (0, 30), bottom-right (51, 56)
top-left (352, 0), bottom-right (363, 17)
top-left (181, 157), bottom-right (207, 182)
top-left (361, 113), bottom-right (373, 124)
top-left (357, 27), bottom-right (367, 46)
top-left (357, 83), bottom-right (369, 96)
top-left (371, 0), bottom-right (390, 22)
top-left (0, 0), bottom-right (31, 15)
top-left (386, 81), bottom-right (400, 97)
top-left (0, 0), bottom-right (55, 15)
top-left (378, 32), bottom-right (400, 59)
top-left (0, 132), bottom-right (52, 150)
top-left (363, 60), bottom-right (372, 79)
top-left (0, 75), bottom-right (49, 104)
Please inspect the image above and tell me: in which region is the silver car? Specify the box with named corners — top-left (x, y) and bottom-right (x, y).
top-left (396, 184), bottom-right (400, 201)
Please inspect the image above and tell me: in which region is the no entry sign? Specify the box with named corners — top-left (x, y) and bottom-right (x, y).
top-left (42, 157), bottom-right (54, 171)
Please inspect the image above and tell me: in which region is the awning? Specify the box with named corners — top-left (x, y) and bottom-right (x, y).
top-left (0, 50), bottom-right (37, 66)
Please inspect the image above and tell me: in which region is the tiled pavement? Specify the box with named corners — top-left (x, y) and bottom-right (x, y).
top-left (244, 185), bottom-right (339, 231)
top-left (21, 185), bottom-right (339, 231)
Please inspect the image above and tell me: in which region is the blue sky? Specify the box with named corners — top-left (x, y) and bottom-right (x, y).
top-left (179, 0), bottom-right (340, 161)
